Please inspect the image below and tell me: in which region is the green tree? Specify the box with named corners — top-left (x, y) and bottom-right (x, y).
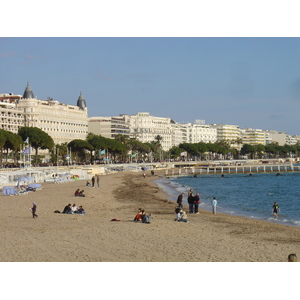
top-left (18, 127), bottom-right (54, 164)
top-left (240, 144), bottom-right (255, 159)
top-left (4, 131), bottom-right (23, 164)
top-left (0, 129), bottom-right (8, 165)
top-left (68, 139), bottom-right (94, 163)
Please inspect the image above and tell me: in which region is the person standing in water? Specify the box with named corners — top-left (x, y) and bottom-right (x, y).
top-left (272, 202), bottom-right (280, 218)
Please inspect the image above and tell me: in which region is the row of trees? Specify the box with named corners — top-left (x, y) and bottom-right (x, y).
top-left (1, 127), bottom-right (300, 166)
top-left (170, 141), bottom-right (300, 160)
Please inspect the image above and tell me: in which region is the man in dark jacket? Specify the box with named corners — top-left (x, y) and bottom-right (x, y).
top-left (187, 190), bottom-right (194, 213)
top-left (62, 203), bottom-right (72, 214)
top-left (177, 193), bottom-right (184, 209)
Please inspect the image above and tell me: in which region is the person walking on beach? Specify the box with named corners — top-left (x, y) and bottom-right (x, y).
top-left (96, 174), bottom-right (100, 188)
top-left (91, 176), bottom-right (95, 188)
top-left (31, 202), bottom-right (38, 218)
top-left (177, 193), bottom-right (184, 209)
top-left (194, 193), bottom-right (200, 214)
top-left (212, 197), bottom-right (217, 214)
top-left (187, 189), bottom-right (194, 213)
top-left (272, 202), bottom-right (280, 218)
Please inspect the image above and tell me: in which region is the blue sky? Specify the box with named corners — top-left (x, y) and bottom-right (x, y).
top-left (1, 37), bottom-right (300, 135)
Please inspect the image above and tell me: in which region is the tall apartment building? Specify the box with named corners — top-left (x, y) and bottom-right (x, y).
top-left (241, 128), bottom-right (265, 145)
top-left (210, 124), bottom-right (241, 143)
top-left (264, 130), bottom-right (287, 146)
top-left (124, 112), bottom-right (173, 151)
top-left (177, 122), bottom-right (217, 144)
top-left (88, 115), bottom-right (130, 139)
top-left (1, 83), bottom-right (88, 145)
top-left (0, 93), bottom-right (24, 133)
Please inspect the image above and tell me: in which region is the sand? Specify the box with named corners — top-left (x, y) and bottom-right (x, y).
top-left (0, 170), bottom-right (299, 262)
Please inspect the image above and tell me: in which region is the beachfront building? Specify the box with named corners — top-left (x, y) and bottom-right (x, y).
top-left (263, 130), bottom-right (288, 146)
top-left (210, 124), bottom-right (242, 148)
top-left (124, 112), bottom-right (173, 151)
top-left (240, 128), bottom-right (265, 145)
top-left (16, 83), bottom-right (88, 144)
top-left (286, 135), bottom-right (298, 146)
top-left (171, 122), bottom-right (186, 146)
top-left (0, 93), bottom-right (24, 133)
top-left (88, 115), bottom-right (130, 139)
top-left (176, 121), bottom-right (217, 144)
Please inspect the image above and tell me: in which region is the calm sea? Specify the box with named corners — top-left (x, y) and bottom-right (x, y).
top-left (155, 172), bottom-right (300, 227)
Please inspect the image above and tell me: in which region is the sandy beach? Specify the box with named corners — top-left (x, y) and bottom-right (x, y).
top-left (0, 170), bottom-right (299, 262)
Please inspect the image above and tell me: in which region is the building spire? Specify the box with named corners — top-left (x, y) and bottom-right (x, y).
top-left (77, 91), bottom-right (86, 109)
top-left (22, 82), bottom-right (35, 99)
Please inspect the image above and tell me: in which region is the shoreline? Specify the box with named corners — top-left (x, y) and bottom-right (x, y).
top-left (0, 170), bottom-right (299, 262)
top-left (154, 173), bottom-right (300, 228)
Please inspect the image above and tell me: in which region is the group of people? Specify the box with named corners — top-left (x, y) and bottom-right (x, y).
top-left (177, 189), bottom-right (201, 214)
top-left (88, 174), bottom-right (100, 188)
top-left (74, 189), bottom-right (85, 197)
top-left (177, 189), bottom-right (281, 220)
top-left (62, 203), bottom-right (86, 215)
top-left (133, 208), bottom-right (151, 223)
top-left (176, 190), bottom-right (218, 217)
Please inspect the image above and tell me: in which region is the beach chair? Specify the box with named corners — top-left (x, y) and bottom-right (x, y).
top-left (2, 186), bottom-right (18, 196)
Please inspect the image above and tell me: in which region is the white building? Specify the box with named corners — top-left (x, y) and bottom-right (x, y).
top-left (0, 93), bottom-right (24, 133)
top-left (177, 122), bottom-right (217, 144)
top-left (124, 112), bottom-right (173, 151)
top-left (88, 115), bottom-right (130, 139)
top-left (15, 83), bottom-right (88, 144)
top-left (210, 124), bottom-right (241, 144)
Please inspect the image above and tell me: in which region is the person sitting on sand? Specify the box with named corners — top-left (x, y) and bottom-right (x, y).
top-left (74, 189), bottom-right (80, 196)
top-left (86, 181), bottom-right (91, 187)
top-left (62, 203), bottom-right (72, 214)
top-left (175, 209), bottom-right (189, 223)
top-left (134, 208), bottom-right (143, 221)
top-left (79, 190), bottom-right (85, 197)
top-left (77, 206), bottom-right (86, 215)
top-left (71, 204), bottom-right (78, 213)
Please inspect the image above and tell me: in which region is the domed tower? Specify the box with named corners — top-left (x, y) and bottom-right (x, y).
top-left (77, 92), bottom-right (86, 109)
top-left (22, 82), bottom-right (35, 99)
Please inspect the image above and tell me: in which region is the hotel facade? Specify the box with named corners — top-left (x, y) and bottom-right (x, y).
top-left (0, 83), bottom-right (88, 145)
top-left (1, 84), bottom-right (300, 151)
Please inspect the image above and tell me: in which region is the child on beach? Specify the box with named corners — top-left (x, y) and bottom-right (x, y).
top-left (212, 197), bottom-right (217, 214)
top-left (272, 202), bottom-right (280, 218)
top-left (175, 210), bottom-right (189, 223)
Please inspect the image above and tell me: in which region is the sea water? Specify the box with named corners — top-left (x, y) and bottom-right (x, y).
top-left (155, 172), bottom-right (300, 227)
